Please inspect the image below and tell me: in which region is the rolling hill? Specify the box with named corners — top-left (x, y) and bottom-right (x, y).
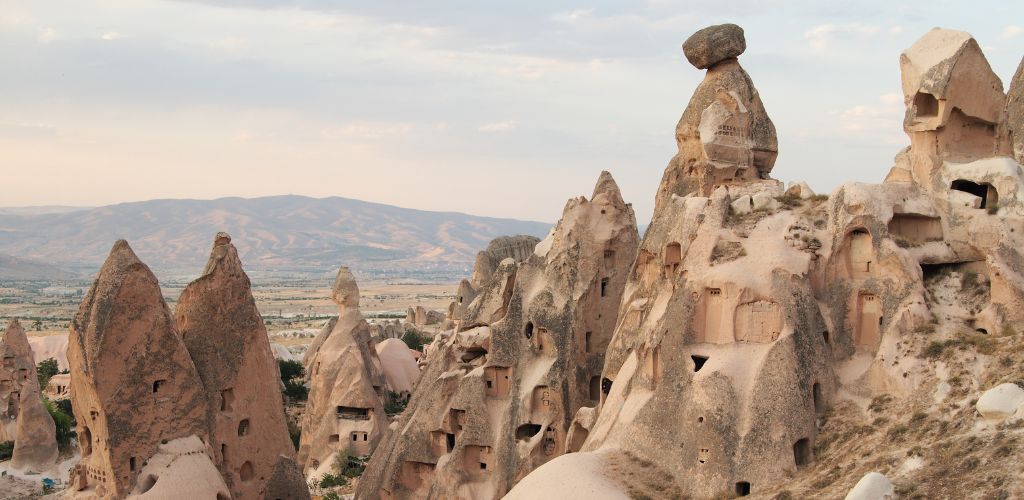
top-left (0, 195), bottom-right (551, 280)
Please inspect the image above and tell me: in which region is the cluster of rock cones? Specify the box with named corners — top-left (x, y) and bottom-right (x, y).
top-left (3, 20), bottom-right (1024, 500)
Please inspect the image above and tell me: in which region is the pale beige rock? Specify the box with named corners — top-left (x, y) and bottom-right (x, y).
top-left (298, 266), bottom-right (388, 476)
top-left (67, 240), bottom-right (212, 498)
top-left (657, 24), bottom-right (778, 204)
top-left (449, 235), bottom-right (541, 328)
top-left (1002, 57), bottom-right (1024, 163)
top-left (27, 334), bottom-right (69, 371)
top-left (900, 28), bottom-right (1005, 162)
top-left (357, 171), bottom-right (639, 498)
top-left (375, 338), bottom-right (421, 394)
top-left (44, 373), bottom-right (71, 400)
top-left (2, 320), bottom-right (58, 472)
top-left (175, 232), bottom-right (308, 499)
top-left (0, 319), bottom-right (37, 443)
top-left (125, 435), bottom-right (229, 499)
top-left (510, 25), bottom-right (1024, 499)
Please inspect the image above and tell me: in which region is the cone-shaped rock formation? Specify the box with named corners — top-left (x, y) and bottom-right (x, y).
top-left (3, 319), bottom-right (58, 471)
top-left (67, 240), bottom-right (216, 498)
top-left (298, 266), bottom-right (388, 477)
top-left (175, 232), bottom-right (309, 499)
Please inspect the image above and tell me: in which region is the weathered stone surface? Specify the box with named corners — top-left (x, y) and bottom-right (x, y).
top-left (298, 266), bottom-right (387, 477)
top-left (900, 28), bottom-right (1005, 162)
top-left (658, 25), bottom-right (778, 205)
top-left (261, 454), bottom-right (313, 500)
top-left (375, 338), bottom-right (420, 394)
top-left (0, 319), bottom-right (37, 443)
top-left (2, 319), bottom-right (58, 472)
top-left (976, 383), bottom-right (1024, 422)
top-left (357, 171), bottom-right (639, 498)
top-left (682, 23), bottom-right (746, 69)
top-left (510, 26), bottom-right (1024, 499)
top-left (67, 240), bottom-right (212, 498)
top-left (1002, 57), bottom-right (1024, 163)
top-left (175, 232), bottom-right (308, 499)
top-left (844, 472), bottom-right (895, 500)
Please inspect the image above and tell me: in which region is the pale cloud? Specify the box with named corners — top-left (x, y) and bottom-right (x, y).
top-left (101, 31), bottom-right (121, 40)
top-left (834, 93), bottom-right (907, 144)
top-left (1002, 25), bottom-right (1023, 40)
top-left (553, 9), bottom-right (594, 23)
top-left (207, 36), bottom-right (248, 53)
top-left (804, 23), bottom-right (886, 51)
top-left (478, 121), bottom-right (518, 133)
top-left (321, 122), bottom-right (417, 140)
top-left (879, 93), bottom-right (903, 106)
top-left (37, 27), bottom-right (56, 43)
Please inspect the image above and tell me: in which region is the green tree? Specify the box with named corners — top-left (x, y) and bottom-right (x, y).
top-left (36, 358), bottom-right (59, 388)
top-left (384, 391), bottom-right (408, 415)
top-left (278, 359), bottom-right (308, 402)
top-left (278, 359), bottom-right (305, 383)
top-left (0, 441), bottom-right (12, 460)
top-left (401, 330), bottom-right (425, 352)
top-left (42, 396), bottom-right (75, 452)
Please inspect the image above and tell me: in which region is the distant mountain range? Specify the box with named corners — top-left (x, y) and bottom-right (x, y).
top-left (0, 196), bottom-right (552, 281)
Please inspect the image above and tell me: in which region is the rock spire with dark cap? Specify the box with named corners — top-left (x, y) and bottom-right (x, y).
top-left (657, 22), bottom-right (778, 205)
top-left (682, 23), bottom-right (746, 69)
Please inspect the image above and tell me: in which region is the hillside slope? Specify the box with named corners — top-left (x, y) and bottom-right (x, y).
top-left (0, 195), bottom-right (550, 278)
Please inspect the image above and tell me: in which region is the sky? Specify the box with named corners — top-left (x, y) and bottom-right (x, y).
top-left (1, 1), bottom-right (1023, 224)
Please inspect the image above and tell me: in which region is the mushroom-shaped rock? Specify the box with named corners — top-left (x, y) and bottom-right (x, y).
top-left (844, 472), bottom-right (895, 500)
top-left (683, 23), bottom-right (746, 69)
top-left (657, 23), bottom-right (778, 203)
top-left (976, 383), bottom-right (1024, 422)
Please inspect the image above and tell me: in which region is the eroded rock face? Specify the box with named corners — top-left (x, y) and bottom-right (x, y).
top-left (682, 23), bottom-right (746, 70)
top-left (67, 240), bottom-right (212, 498)
top-left (900, 28), bottom-right (1005, 163)
top-left (175, 233), bottom-right (308, 499)
top-left (356, 171), bottom-right (639, 499)
top-left (298, 266), bottom-right (387, 477)
top-left (1, 319), bottom-right (37, 443)
top-left (1002, 57), bottom-right (1024, 164)
top-left (2, 320), bottom-right (58, 472)
top-left (657, 27), bottom-right (778, 204)
top-left (513, 26), bottom-right (1024, 499)
top-left (448, 235), bottom-right (542, 327)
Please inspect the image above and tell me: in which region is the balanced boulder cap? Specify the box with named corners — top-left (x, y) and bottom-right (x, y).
top-left (683, 23), bottom-right (746, 69)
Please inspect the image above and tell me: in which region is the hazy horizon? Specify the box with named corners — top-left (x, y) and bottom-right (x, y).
top-left (3, 1), bottom-right (1023, 224)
